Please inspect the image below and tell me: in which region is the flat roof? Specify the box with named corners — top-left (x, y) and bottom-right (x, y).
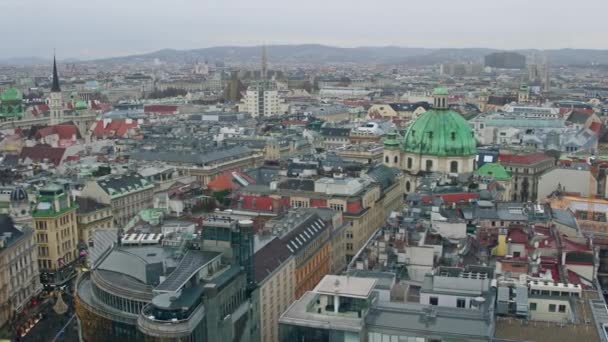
top-left (314, 275), bottom-right (376, 299)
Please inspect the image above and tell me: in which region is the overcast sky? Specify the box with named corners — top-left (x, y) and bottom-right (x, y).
top-left (1, 0), bottom-right (606, 59)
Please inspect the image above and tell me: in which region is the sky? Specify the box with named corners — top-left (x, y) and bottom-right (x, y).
top-left (1, 0), bottom-right (606, 59)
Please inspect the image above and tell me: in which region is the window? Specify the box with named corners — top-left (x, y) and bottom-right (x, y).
top-left (549, 304), bottom-right (556, 312)
top-left (405, 181), bottom-right (411, 192)
top-left (385, 156), bottom-right (389, 163)
top-left (394, 156), bottom-right (398, 164)
top-left (450, 161), bottom-right (458, 173)
top-left (457, 298), bottom-right (466, 308)
top-left (451, 132), bottom-right (456, 141)
top-left (530, 302), bottom-right (537, 311)
top-left (425, 160), bottom-right (433, 172)
top-left (346, 243), bottom-right (353, 251)
top-left (429, 297), bottom-right (438, 306)
top-left (407, 158), bottom-right (412, 169)
top-left (558, 305), bottom-right (566, 313)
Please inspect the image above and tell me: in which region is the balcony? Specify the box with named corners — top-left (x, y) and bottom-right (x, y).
top-left (138, 300), bottom-right (205, 338)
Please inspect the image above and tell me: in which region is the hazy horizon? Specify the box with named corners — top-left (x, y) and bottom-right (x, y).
top-left (1, 0), bottom-right (606, 59)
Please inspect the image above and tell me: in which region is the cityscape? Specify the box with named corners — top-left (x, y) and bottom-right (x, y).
top-left (1, 1), bottom-right (608, 342)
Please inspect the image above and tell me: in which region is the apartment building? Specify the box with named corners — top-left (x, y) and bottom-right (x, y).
top-left (32, 184), bottom-right (78, 286)
top-left (0, 216), bottom-right (40, 328)
top-left (80, 173), bottom-right (154, 227)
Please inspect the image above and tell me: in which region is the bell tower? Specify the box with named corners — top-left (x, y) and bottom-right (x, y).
top-left (49, 55), bottom-right (63, 126)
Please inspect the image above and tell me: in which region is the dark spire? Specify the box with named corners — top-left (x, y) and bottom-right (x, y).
top-left (51, 54), bottom-right (61, 92)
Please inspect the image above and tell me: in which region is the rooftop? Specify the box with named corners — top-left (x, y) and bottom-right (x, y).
top-left (314, 275), bottom-right (377, 299)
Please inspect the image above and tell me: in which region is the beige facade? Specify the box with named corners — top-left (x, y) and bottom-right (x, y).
top-left (368, 104), bottom-right (426, 120)
top-left (80, 174), bottom-right (154, 228)
top-left (258, 257), bottom-right (295, 342)
top-left (33, 187), bottom-right (78, 271)
top-left (0, 222), bottom-right (40, 328)
top-left (75, 198), bottom-right (113, 244)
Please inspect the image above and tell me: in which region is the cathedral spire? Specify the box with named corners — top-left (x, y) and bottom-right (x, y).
top-left (51, 54), bottom-right (61, 93)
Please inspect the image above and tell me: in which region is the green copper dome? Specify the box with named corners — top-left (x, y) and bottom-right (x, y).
top-left (433, 87), bottom-right (449, 95)
top-left (75, 100), bottom-right (87, 110)
top-left (1, 87), bottom-right (22, 102)
top-left (402, 108), bottom-right (477, 156)
top-left (475, 163), bottom-right (511, 181)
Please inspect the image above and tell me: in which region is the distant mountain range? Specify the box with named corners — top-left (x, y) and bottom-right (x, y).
top-left (3, 45), bottom-right (608, 66)
top-left (89, 45), bottom-right (608, 66)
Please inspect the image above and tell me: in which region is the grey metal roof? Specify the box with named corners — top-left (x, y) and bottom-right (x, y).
top-left (130, 146), bottom-right (253, 165)
top-left (155, 250), bottom-right (220, 292)
top-left (366, 302), bottom-right (494, 340)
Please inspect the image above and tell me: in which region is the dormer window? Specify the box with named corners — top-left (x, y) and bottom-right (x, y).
top-left (428, 132), bottom-right (433, 139)
top-left (451, 132), bottom-right (456, 141)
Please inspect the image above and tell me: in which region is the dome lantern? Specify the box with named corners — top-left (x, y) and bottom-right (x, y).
top-left (433, 87), bottom-right (449, 110)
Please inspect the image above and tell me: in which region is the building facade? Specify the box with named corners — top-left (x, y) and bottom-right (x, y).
top-left (32, 184), bottom-right (79, 287)
top-left (80, 173), bottom-right (154, 228)
top-left (75, 197), bottom-right (113, 245)
top-left (0, 216), bottom-right (40, 329)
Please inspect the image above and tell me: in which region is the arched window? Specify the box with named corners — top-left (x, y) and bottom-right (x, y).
top-left (394, 156), bottom-right (398, 164)
top-left (407, 158), bottom-right (413, 169)
top-left (406, 181), bottom-right (411, 192)
top-left (451, 132), bottom-right (456, 141)
top-left (385, 156), bottom-right (389, 163)
top-left (425, 160), bottom-right (433, 171)
top-left (450, 161), bottom-right (458, 173)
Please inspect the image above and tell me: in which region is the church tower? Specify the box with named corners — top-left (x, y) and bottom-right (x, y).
top-left (49, 55), bottom-right (63, 126)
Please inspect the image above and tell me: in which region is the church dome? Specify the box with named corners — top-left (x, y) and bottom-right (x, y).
top-left (10, 186), bottom-right (28, 203)
top-left (402, 88), bottom-right (476, 157)
top-left (75, 100), bottom-right (88, 110)
top-left (1, 87), bottom-right (22, 102)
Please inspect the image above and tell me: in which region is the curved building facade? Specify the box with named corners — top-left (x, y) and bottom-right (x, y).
top-left (76, 225), bottom-right (253, 342)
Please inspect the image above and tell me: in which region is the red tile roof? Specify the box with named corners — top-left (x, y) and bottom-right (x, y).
top-left (20, 145), bottom-right (66, 166)
top-left (498, 152), bottom-right (552, 165)
top-left (92, 119), bottom-right (141, 138)
top-left (34, 124), bottom-right (80, 140)
top-left (421, 192), bottom-right (479, 204)
top-left (144, 105), bottom-right (178, 115)
top-left (562, 238), bottom-right (591, 252)
top-left (507, 228), bottom-right (529, 244)
top-left (208, 171), bottom-right (255, 192)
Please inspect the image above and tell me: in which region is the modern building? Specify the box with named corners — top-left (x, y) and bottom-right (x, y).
top-left (384, 88), bottom-right (477, 192)
top-left (80, 173), bottom-right (155, 228)
top-left (32, 184), bottom-right (79, 287)
top-left (280, 273), bottom-right (496, 342)
top-left (241, 84), bottom-right (286, 117)
top-left (76, 219), bottom-right (256, 342)
top-left (0, 216), bottom-right (40, 329)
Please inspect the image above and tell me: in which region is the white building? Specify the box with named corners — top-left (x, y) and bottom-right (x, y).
top-left (241, 88), bottom-right (287, 117)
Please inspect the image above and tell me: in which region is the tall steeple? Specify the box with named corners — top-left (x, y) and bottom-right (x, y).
top-left (51, 54), bottom-right (61, 93)
top-left (49, 54), bottom-right (63, 125)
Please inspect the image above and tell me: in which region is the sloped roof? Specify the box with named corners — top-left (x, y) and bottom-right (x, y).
top-left (254, 238), bottom-right (292, 283)
top-left (498, 152), bottom-right (551, 165)
top-left (566, 111), bottom-right (591, 124)
top-left (20, 145), bottom-right (66, 166)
